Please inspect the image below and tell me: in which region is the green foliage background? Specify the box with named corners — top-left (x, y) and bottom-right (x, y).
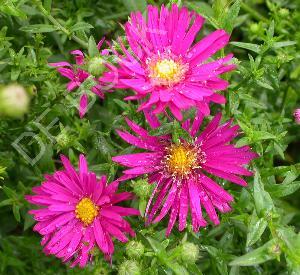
top-left (0, 0), bottom-right (300, 274)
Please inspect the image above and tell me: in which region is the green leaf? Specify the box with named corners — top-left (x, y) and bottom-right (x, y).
top-left (273, 41), bottom-right (296, 49)
top-left (123, 0), bottom-right (147, 12)
top-left (0, 199), bottom-right (13, 207)
top-left (253, 171), bottom-right (274, 217)
top-left (20, 24), bottom-right (58, 33)
top-left (2, 186), bottom-right (17, 199)
top-left (222, 0), bottom-right (241, 33)
top-left (276, 227), bottom-right (300, 269)
top-left (146, 237), bottom-right (166, 254)
top-left (88, 36), bottom-right (99, 58)
top-left (251, 130), bottom-right (277, 142)
top-left (167, 262), bottom-right (189, 275)
top-left (70, 22), bottom-right (94, 33)
top-left (187, 263), bottom-right (203, 275)
top-left (23, 213), bottom-right (35, 231)
top-left (113, 99), bottom-right (130, 110)
top-left (12, 204), bottom-right (21, 222)
top-left (267, 181), bottom-right (300, 198)
top-left (186, 1), bottom-right (214, 17)
top-left (0, 2), bottom-right (27, 19)
top-left (186, 2), bottom-right (219, 29)
top-left (44, 0), bottom-right (52, 12)
top-left (246, 212), bottom-right (268, 247)
top-left (230, 239), bottom-right (277, 266)
top-left (230, 42), bottom-right (261, 53)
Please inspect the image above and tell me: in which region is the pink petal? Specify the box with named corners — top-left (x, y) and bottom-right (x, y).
top-left (153, 181), bottom-right (178, 223)
top-left (178, 183), bottom-right (189, 231)
top-left (93, 218), bottom-right (109, 254)
top-left (79, 93), bottom-right (88, 118)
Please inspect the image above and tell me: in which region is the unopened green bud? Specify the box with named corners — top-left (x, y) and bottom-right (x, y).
top-left (279, 8), bottom-right (289, 17)
top-left (94, 266), bottom-right (109, 275)
top-left (118, 260), bottom-right (140, 275)
top-left (0, 84), bottom-right (30, 118)
top-left (268, 243), bottom-right (281, 257)
top-left (180, 242), bottom-right (199, 264)
top-left (88, 57), bottom-right (106, 77)
top-left (126, 241), bottom-right (145, 259)
top-left (56, 131), bottom-right (72, 148)
top-left (131, 178), bottom-right (153, 198)
top-left (250, 23), bottom-right (260, 34)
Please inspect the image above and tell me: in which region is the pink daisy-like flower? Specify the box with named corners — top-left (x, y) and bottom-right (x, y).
top-left (112, 113), bottom-right (258, 235)
top-left (50, 39), bottom-right (108, 118)
top-left (101, 4), bottom-right (235, 120)
top-left (294, 108), bottom-right (300, 124)
top-left (26, 155), bottom-right (139, 267)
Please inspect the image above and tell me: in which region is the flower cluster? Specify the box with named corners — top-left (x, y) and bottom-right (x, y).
top-left (27, 3), bottom-right (259, 269)
top-left (49, 39), bottom-right (109, 118)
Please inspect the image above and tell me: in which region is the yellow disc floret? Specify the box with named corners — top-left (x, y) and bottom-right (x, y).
top-left (149, 58), bottom-right (188, 87)
top-left (75, 197), bottom-right (99, 226)
top-left (165, 143), bottom-right (199, 177)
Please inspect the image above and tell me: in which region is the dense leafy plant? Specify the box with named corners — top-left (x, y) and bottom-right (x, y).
top-left (0, 0), bottom-right (299, 274)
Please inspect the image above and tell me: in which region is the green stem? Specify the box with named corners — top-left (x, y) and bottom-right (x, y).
top-left (33, 0), bottom-right (88, 49)
top-left (280, 88), bottom-right (288, 114)
top-left (241, 3), bottom-right (268, 23)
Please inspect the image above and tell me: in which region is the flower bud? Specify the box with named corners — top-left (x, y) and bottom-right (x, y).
top-left (250, 23), bottom-right (260, 34)
top-left (0, 84), bottom-right (30, 118)
top-left (126, 241), bottom-right (145, 259)
top-left (294, 109), bottom-right (300, 124)
top-left (279, 8), bottom-right (289, 17)
top-left (56, 131), bottom-right (72, 148)
top-left (88, 57), bottom-right (106, 77)
top-left (94, 266), bottom-right (109, 275)
top-left (131, 178), bottom-right (153, 198)
top-left (118, 260), bottom-right (141, 275)
top-left (180, 242), bottom-right (199, 264)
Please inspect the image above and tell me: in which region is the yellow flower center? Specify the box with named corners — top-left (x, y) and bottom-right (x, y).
top-left (165, 144), bottom-right (199, 177)
top-left (75, 198), bottom-right (99, 226)
top-left (149, 58), bottom-right (188, 87)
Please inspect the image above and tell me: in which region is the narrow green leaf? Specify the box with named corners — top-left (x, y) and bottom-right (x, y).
top-left (13, 204), bottom-right (21, 222)
top-left (0, 199), bottom-right (13, 207)
top-left (2, 186), bottom-right (17, 199)
top-left (222, 0), bottom-right (241, 33)
top-left (20, 24), bottom-right (58, 33)
top-left (267, 181), bottom-right (300, 198)
top-left (146, 237), bottom-right (166, 254)
top-left (273, 41), bottom-right (296, 49)
top-left (187, 263), bottom-right (203, 275)
top-left (44, 0), bottom-right (52, 12)
top-left (276, 227), bottom-right (300, 268)
top-left (167, 262), bottom-right (189, 275)
top-left (246, 212), bottom-right (268, 247)
top-left (230, 239), bottom-right (277, 266)
top-left (252, 130), bottom-right (276, 141)
top-left (230, 42), bottom-right (261, 53)
top-left (253, 171), bottom-right (274, 217)
top-left (0, 3), bottom-right (27, 19)
top-left (186, 2), bottom-right (219, 29)
top-left (88, 36), bottom-right (99, 58)
top-left (123, 0), bottom-right (147, 12)
top-left (70, 22), bottom-right (94, 33)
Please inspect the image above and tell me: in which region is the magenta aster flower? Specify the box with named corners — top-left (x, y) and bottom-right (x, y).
top-left (101, 4), bottom-right (235, 120)
top-left (112, 113), bottom-right (257, 235)
top-left (49, 38), bottom-right (108, 118)
top-left (294, 108), bottom-right (300, 124)
top-left (26, 154), bottom-right (139, 267)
